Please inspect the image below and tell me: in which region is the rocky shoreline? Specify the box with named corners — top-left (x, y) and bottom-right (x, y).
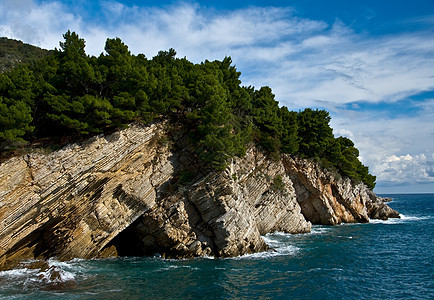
top-left (0, 123), bottom-right (399, 270)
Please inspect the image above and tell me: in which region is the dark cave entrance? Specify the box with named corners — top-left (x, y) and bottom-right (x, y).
top-left (104, 217), bottom-right (151, 257)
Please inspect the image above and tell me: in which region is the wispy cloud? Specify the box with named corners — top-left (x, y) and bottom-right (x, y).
top-left (403, 14), bottom-right (434, 26)
top-left (1, 0), bottom-right (433, 191)
top-left (0, 0), bottom-right (81, 47)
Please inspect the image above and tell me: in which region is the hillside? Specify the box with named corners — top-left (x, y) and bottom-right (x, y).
top-left (0, 37), bottom-right (49, 72)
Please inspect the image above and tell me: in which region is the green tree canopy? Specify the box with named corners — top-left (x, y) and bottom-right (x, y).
top-left (0, 31), bottom-right (376, 188)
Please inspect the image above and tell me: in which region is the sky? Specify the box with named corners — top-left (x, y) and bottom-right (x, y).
top-left (1, 0), bottom-right (433, 193)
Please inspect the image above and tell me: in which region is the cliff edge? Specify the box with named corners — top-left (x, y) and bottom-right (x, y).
top-left (0, 123), bottom-right (399, 269)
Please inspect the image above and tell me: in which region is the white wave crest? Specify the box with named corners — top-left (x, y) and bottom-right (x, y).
top-left (261, 232), bottom-right (300, 257)
top-left (0, 268), bottom-right (39, 279)
top-left (309, 226), bottom-right (331, 235)
top-left (0, 259), bottom-right (79, 288)
top-left (222, 232), bottom-right (300, 260)
top-left (158, 265), bottom-right (199, 271)
top-left (369, 214), bottom-right (430, 224)
top-left (230, 246), bottom-right (299, 260)
top-left (399, 214), bottom-right (431, 221)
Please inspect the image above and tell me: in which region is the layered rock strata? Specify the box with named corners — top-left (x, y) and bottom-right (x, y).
top-left (0, 123), bottom-right (399, 268)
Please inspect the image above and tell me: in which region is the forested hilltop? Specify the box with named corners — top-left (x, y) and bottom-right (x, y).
top-left (0, 37), bottom-right (49, 72)
top-left (0, 31), bottom-right (376, 189)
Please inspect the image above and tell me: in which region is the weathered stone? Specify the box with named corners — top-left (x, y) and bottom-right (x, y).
top-left (0, 122), bottom-right (399, 268)
top-left (0, 123), bottom-right (172, 267)
top-left (366, 191), bottom-right (400, 220)
top-left (283, 156), bottom-right (387, 225)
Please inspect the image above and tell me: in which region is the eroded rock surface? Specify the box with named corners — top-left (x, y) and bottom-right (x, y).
top-left (283, 156), bottom-right (399, 225)
top-left (366, 192), bottom-right (400, 220)
top-left (0, 123), bottom-right (174, 267)
top-left (0, 123), bottom-right (399, 268)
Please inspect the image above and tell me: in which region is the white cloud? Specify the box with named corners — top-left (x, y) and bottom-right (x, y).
top-left (330, 106), bottom-right (434, 192)
top-left (263, 32), bottom-right (434, 108)
top-left (375, 153), bottom-right (434, 185)
top-left (334, 128), bottom-right (354, 139)
top-left (2, 1), bottom-right (433, 107)
top-left (0, 0), bottom-right (81, 48)
top-left (102, 1), bottom-right (126, 16)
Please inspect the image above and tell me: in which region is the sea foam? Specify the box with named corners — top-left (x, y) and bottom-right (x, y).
top-left (0, 259), bottom-right (79, 290)
top-left (369, 214), bottom-right (430, 224)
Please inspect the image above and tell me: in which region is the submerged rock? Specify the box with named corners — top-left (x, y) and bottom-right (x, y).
top-left (0, 122), bottom-right (399, 268)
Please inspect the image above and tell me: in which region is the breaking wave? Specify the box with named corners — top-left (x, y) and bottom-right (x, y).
top-left (370, 214), bottom-right (431, 224)
top-left (0, 258), bottom-right (80, 295)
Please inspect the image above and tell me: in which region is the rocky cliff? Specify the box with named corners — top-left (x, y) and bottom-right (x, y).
top-left (0, 123), bottom-right (399, 269)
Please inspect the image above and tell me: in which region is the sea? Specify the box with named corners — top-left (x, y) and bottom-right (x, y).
top-left (0, 193), bottom-right (433, 299)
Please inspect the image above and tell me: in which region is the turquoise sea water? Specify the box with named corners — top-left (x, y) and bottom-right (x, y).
top-left (1, 194), bottom-right (433, 299)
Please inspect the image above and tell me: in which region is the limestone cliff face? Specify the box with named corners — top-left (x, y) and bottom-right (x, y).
top-left (0, 123), bottom-right (398, 268)
top-left (0, 123), bottom-right (174, 267)
top-left (283, 156), bottom-right (399, 224)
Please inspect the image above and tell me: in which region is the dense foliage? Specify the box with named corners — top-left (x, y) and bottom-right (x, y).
top-left (0, 31), bottom-right (376, 188)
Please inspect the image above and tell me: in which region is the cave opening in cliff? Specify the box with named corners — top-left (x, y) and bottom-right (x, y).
top-left (104, 217), bottom-right (150, 257)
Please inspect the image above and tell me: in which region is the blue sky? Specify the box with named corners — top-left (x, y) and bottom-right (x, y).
top-left (1, 0), bottom-right (434, 193)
